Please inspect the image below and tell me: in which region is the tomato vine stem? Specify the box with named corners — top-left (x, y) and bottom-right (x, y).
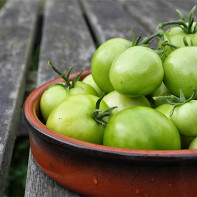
top-left (157, 6), bottom-right (197, 34)
top-left (48, 61), bottom-right (83, 89)
top-left (153, 88), bottom-right (196, 116)
top-left (92, 94), bottom-right (117, 127)
top-left (140, 31), bottom-right (163, 45)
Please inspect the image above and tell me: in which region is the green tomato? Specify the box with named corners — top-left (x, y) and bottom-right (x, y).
top-left (103, 106), bottom-right (181, 150)
top-left (91, 38), bottom-right (132, 93)
top-left (163, 47), bottom-right (197, 98)
top-left (103, 90), bottom-right (150, 114)
top-left (46, 94), bottom-right (109, 144)
top-left (40, 81), bottom-right (97, 121)
top-left (156, 100), bottom-right (197, 136)
top-left (155, 103), bottom-right (173, 119)
top-left (188, 137), bottom-right (197, 149)
top-left (156, 104), bottom-right (196, 148)
top-left (109, 46), bottom-right (164, 97)
top-left (159, 26), bottom-right (197, 58)
top-left (82, 74), bottom-right (103, 97)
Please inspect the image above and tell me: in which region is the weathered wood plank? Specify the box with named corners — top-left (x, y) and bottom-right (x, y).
top-left (18, 71), bottom-right (38, 136)
top-left (37, 0), bottom-right (95, 87)
top-left (162, 0), bottom-right (197, 16)
top-left (0, 0), bottom-right (40, 196)
top-left (25, 0), bottom-right (95, 196)
top-left (118, 0), bottom-right (180, 33)
top-left (81, 0), bottom-right (150, 45)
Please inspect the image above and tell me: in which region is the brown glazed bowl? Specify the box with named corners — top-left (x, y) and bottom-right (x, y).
top-left (24, 70), bottom-right (197, 197)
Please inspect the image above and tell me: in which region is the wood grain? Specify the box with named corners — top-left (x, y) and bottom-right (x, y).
top-left (0, 0), bottom-right (40, 196)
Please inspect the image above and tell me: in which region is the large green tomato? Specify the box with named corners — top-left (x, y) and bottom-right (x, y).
top-left (103, 106), bottom-right (181, 150)
top-left (103, 90), bottom-right (150, 114)
top-left (156, 100), bottom-right (197, 136)
top-left (46, 94), bottom-right (109, 144)
top-left (163, 47), bottom-right (197, 98)
top-left (160, 26), bottom-right (197, 57)
top-left (109, 46), bottom-right (164, 97)
top-left (40, 81), bottom-right (97, 121)
top-left (91, 38), bottom-right (132, 93)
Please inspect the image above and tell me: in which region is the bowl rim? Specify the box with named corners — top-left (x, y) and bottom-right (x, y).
top-left (23, 69), bottom-right (197, 164)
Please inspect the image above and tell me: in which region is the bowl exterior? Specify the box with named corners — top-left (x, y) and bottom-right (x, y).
top-left (24, 70), bottom-right (197, 197)
top-left (29, 129), bottom-right (197, 197)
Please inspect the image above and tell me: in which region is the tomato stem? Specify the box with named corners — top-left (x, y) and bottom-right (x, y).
top-left (131, 27), bottom-right (165, 49)
top-left (157, 6), bottom-right (197, 34)
top-left (140, 31), bottom-right (163, 45)
top-left (157, 20), bottom-right (188, 32)
top-left (48, 61), bottom-right (83, 89)
top-left (153, 88), bottom-right (196, 116)
top-left (131, 27), bottom-right (142, 46)
top-left (92, 94), bottom-right (117, 127)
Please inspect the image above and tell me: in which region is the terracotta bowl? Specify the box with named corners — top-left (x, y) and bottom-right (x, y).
top-left (24, 70), bottom-right (197, 197)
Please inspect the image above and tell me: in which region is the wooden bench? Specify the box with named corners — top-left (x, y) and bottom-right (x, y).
top-left (0, 0), bottom-right (196, 196)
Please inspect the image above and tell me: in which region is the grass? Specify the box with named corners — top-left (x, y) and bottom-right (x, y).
top-left (0, 0), bottom-right (7, 9)
top-left (29, 45), bottom-right (40, 71)
top-left (3, 137), bottom-right (30, 197)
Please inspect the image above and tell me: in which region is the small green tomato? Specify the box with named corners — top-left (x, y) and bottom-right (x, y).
top-left (103, 90), bottom-right (150, 114)
top-left (82, 74), bottom-right (103, 97)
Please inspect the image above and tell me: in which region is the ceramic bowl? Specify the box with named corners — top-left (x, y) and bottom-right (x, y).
top-left (24, 70), bottom-right (197, 197)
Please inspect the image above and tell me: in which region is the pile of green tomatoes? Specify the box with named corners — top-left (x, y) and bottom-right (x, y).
top-left (40, 7), bottom-right (197, 150)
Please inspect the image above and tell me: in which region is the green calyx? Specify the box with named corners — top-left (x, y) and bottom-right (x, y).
top-left (157, 6), bottom-right (197, 34)
top-left (131, 27), bottom-right (143, 46)
top-left (183, 36), bottom-right (194, 46)
top-left (48, 61), bottom-right (83, 90)
top-left (155, 6), bottom-right (197, 58)
top-left (130, 27), bottom-right (177, 57)
top-left (130, 6), bottom-right (197, 57)
top-left (153, 88), bottom-right (196, 116)
top-left (92, 94), bottom-right (117, 127)
top-left (131, 27), bottom-right (163, 47)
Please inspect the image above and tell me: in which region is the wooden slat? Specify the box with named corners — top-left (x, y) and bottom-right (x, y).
top-left (81, 0), bottom-right (150, 45)
top-left (162, 0), bottom-right (197, 16)
top-left (0, 0), bottom-right (40, 196)
top-left (25, 0), bottom-right (95, 196)
top-left (37, 0), bottom-right (95, 87)
top-left (118, 0), bottom-right (180, 33)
